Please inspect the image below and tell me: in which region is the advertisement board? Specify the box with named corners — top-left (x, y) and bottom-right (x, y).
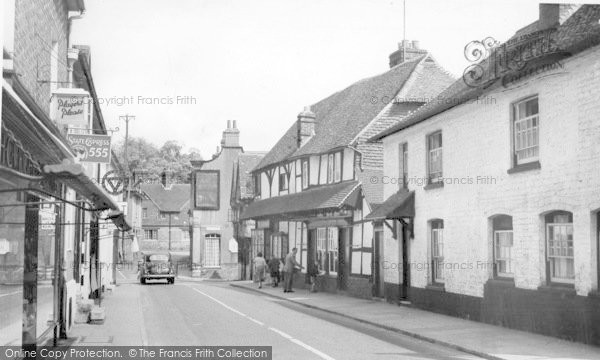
top-left (66, 133), bottom-right (112, 163)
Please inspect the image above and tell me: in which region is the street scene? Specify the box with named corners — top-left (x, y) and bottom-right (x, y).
top-left (2, 0), bottom-right (600, 359)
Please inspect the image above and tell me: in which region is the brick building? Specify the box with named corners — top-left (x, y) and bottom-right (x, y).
top-left (370, 4), bottom-right (600, 345)
top-left (241, 43), bottom-right (454, 298)
top-left (2, 0), bottom-right (128, 347)
top-left (141, 183), bottom-right (191, 251)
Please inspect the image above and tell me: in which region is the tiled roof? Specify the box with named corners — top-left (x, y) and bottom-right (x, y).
top-left (254, 54), bottom-right (455, 172)
top-left (365, 189), bottom-right (414, 220)
top-left (240, 181), bottom-right (360, 220)
top-left (236, 152), bottom-right (266, 200)
top-left (141, 184), bottom-right (190, 212)
top-left (371, 5), bottom-right (600, 140)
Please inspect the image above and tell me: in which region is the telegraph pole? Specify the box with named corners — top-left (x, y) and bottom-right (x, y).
top-left (119, 115), bottom-right (135, 262)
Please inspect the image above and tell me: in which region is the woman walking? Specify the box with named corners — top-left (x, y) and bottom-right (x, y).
top-left (253, 252), bottom-right (267, 289)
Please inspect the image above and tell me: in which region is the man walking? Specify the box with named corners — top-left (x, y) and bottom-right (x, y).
top-left (283, 248), bottom-right (303, 293)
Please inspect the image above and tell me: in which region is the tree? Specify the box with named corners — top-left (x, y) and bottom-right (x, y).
top-left (113, 137), bottom-right (202, 184)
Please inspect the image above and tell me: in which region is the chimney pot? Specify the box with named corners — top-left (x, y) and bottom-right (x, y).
top-left (402, 39), bottom-right (411, 49)
top-left (233, 120), bottom-right (237, 129)
top-left (227, 120), bottom-right (231, 129)
top-left (412, 40), bottom-right (420, 49)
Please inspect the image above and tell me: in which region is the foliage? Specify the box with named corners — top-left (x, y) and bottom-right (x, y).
top-left (113, 137), bottom-right (202, 184)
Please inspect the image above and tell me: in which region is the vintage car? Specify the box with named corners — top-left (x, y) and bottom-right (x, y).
top-left (139, 252), bottom-right (175, 284)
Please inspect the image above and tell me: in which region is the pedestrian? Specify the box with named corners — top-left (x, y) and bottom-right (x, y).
top-left (308, 260), bottom-right (322, 293)
top-left (268, 257), bottom-right (280, 287)
top-left (253, 252), bottom-right (267, 289)
top-left (278, 257), bottom-right (285, 285)
top-left (283, 248), bottom-right (303, 293)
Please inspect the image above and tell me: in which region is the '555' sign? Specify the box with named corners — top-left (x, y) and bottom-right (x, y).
top-left (66, 133), bottom-right (112, 163)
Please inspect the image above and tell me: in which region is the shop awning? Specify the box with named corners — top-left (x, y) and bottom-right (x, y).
top-left (365, 190), bottom-right (414, 220)
top-left (106, 210), bottom-right (132, 232)
top-left (241, 181), bottom-right (361, 220)
top-left (44, 160), bottom-right (120, 211)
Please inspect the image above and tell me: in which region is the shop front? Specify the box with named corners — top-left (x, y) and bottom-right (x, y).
top-left (1, 80), bottom-right (121, 347)
top-left (242, 181), bottom-right (363, 293)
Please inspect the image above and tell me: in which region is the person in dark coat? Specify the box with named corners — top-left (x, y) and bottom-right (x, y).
top-left (268, 257), bottom-right (281, 287)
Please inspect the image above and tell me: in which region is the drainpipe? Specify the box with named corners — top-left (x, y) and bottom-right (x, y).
top-left (67, 11), bottom-right (85, 87)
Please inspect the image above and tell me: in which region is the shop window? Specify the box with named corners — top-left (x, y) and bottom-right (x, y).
top-left (328, 228), bottom-right (339, 275)
top-left (316, 228), bottom-right (327, 272)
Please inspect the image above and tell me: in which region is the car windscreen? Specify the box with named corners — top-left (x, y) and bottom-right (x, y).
top-left (148, 255), bottom-right (169, 262)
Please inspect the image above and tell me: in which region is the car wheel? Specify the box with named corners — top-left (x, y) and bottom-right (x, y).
top-left (171, 278), bottom-right (175, 285)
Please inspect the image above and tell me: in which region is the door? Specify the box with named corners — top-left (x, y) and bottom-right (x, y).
top-left (338, 227), bottom-right (350, 290)
top-left (372, 228), bottom-right (384, 298)
top-left (400, 219), bottom-right (411, 300)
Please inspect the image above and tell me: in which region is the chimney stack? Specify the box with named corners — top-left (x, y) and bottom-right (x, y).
top-left (221, 120), bottom-right (240, 147)
top-left (297, 106), bottom-right (316, 148)
top-left (538, 3), bottom-right (581, 30)
top-left (389, 39), bottom-right (428, 68)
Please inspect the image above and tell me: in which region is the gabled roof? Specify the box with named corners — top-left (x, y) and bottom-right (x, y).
top-left (371, 5), bottom-right (600, 141)
top-left (254, 54), bottom-right (454, 172)
top-left (141, 183), bottom-right (190, 212)
top-left (232, 151), bottom-right (266, 202)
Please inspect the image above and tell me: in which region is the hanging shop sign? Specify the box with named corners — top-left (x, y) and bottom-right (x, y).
top-left (66, 133), bottom-right (111, 163)
top-left (51, 89), bottom-right (92, 128)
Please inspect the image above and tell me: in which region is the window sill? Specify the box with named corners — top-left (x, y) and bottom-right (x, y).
top-left (486, 278), bottom-right (515, 287)
top-left (537, 283), bottom-right (576, 295)
top-left (507, 161), bottom-right (541, 174)
top-left (424, 182), bottom-right (444, 191)
top-left (426, 283), bottom-right (445, 292)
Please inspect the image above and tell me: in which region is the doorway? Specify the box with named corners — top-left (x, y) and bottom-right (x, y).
top-left (373, 227), bottom-right (384, 298)
top-left (399, 219), bottom-right (411, 300)
top-left (338, 227), bottom-right (350, 291)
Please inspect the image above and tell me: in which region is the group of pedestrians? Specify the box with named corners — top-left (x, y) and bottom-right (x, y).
top-left (253, 248), bottom-right (323, 293)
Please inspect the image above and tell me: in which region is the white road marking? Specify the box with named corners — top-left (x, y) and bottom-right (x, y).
top-left (187, 285), bottom-right (336, 360)
top-left (0, 291), bottom-right (22, 298)
top-left (246, 317), bottom-right (264, 326)
top-left (289, 338), bottom-right (336, 360)
top-left (268, 327), bottom-right (293, 339)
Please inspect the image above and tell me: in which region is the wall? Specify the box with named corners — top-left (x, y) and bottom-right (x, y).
top-left (381, 47), bottom-right (600, 343)
top-left (13, 0), bottom-right (69, 113)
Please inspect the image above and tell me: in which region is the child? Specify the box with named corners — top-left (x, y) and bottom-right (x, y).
top-left (268, 257), bottom-right (280, 287)
top-left (308, 260), bottom-right (322, 293)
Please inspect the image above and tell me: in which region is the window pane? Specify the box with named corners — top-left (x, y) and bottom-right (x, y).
top-left (334, 153), bottom-right (341, 182)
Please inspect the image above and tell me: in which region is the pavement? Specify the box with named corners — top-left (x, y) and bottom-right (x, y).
top-left (230, 280), bottom-right (600, 360)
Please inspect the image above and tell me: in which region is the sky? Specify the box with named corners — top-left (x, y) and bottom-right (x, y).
top-left (71, 0), bottom-right (544, 158)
